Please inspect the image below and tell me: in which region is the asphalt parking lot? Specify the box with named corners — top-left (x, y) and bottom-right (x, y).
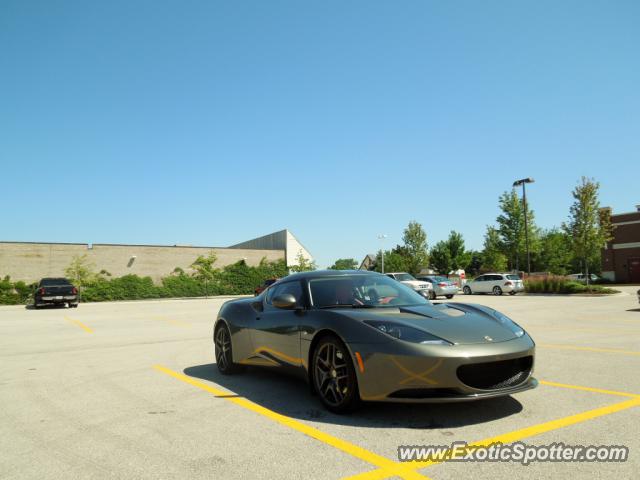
top-left (1, 288), bottom-right (639, 479)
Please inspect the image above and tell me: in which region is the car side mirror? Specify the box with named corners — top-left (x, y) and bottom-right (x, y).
top-left (272, 294), bottom-right (297, 310)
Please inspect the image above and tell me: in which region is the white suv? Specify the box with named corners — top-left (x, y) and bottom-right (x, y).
top-left (463, 273), bottom-right (524, 296)
top-left (385, 272), bottom-right (433, 298)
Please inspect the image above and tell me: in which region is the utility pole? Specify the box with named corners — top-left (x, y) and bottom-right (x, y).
top-left (513, 178), bottom-right (535, 276)
top-left (377, 234), bottom-right (387, 273)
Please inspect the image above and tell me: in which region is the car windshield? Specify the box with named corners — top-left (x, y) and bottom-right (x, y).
top-left (506, 275), bottom-right (521, 280)
top-left (309, 275), bottom-right (429, 308)
top-left (394, 273), bottom-right (416, 282)
top-left (433, 276), bottom-right (449, 282)
top-left (40, 278), bottom-right (71, 286)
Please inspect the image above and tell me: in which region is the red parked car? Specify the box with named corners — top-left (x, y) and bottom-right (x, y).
top-left (254, 278), bottom-right (279, 296)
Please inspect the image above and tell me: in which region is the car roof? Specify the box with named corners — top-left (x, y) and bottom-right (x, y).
top-left (283, 270), bottom-right (385, 281)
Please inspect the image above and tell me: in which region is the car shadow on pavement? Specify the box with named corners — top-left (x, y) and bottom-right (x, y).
top-left (183, 364), bottom-right (523, 429)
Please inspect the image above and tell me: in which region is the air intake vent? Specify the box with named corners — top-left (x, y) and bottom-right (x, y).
top-left (457, 356), bottom-right (533, 390)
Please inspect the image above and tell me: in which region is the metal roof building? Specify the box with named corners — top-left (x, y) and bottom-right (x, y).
top-left (229, 229), bottom-right (313, 269)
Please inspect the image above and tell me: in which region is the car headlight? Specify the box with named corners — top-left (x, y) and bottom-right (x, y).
top-left (364, 320), bottom-right (453, 345)
top-left (492, 310), bottom-right (525, 337)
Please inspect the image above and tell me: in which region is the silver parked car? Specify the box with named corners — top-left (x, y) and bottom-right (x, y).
top-left (568, 273), bottom-right (599, 283)
top-left (463, 273), bottom-right (524, 296)
top-left (416, 275), bottom-right (458, 300)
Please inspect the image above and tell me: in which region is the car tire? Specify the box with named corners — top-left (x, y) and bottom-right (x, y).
top-left (509, 291), bottom-right (517, 296)
top-left (214, 323), bottom-right (243, 375)
top-left (445, 295), bottom-right (454, 299)
top-left (429, 290), bottom-right (436, 300)
top-left (312, 335), bottom-right (361, 414)
top-left (463, 286), bottom-right (472, 295)
top-left (493, 286), bottom-right (503, 296)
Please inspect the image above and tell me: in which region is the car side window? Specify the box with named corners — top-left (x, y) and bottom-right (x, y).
top-left (475, 276), bottom-right (485, 282)
top-left (266, 281), bottom-right (303, 307)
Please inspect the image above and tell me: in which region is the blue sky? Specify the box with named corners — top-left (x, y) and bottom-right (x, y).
top-left (1, 0), bottom-right (638, 268)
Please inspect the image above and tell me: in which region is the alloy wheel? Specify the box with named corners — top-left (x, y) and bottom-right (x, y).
top-left (215, 325), bottom-right (231, 372)
top-left (314, 341), bottom-right (351, 408)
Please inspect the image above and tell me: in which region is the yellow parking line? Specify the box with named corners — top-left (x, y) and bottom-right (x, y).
top-left (64, 316), bottom-right (93, 333)
top-left (539, 344), bottom-right (640, 356)
top-left (343, 382), bottom-right (640, 480)
top-left (539, 380), bottom-right (640, 398)
top-left (153, 365), bottom-right (430, 480)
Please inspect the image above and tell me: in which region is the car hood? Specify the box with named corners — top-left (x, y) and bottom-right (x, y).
top-left (341, 303), bottom-right (521, 345)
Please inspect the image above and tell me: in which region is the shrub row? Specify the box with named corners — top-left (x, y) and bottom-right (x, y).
top-left (0, 259), bottom-right (289, 304)
top-left (524, 276), bottom-right (618, 294)
top-left (0, 276), bottom-right (37, 305)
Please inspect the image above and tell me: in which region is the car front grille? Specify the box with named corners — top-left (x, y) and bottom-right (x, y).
top-left (456, 356), bottom-right (533, 390)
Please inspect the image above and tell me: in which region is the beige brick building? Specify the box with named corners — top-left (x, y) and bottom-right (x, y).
top-left (0, 241), bottom-right (285, 284)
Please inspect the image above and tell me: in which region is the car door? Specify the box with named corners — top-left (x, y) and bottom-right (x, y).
top-left (250, 280), bottom-right (305, 368)
top-left (486, 274), bottom-right (501, 291)
top-left (473, 275), bottom-right (486, 292)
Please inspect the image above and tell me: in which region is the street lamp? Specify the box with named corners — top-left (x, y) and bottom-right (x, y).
top-left (512, 177), bottom-right (535, 276)
top-left (377, 234), bottom-right (388, 273)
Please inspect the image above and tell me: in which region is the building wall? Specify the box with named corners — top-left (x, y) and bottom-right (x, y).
top-left (0, 242), bottom-right (285, 283)
top-left (229, 229), bottom-right (313, 268)
top-left (601, 207), bottom-right (640, 283)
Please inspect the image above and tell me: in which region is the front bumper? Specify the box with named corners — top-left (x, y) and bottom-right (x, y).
top-left (349, 335), bottom-right (536, 403)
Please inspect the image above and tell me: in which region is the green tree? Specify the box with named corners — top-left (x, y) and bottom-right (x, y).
top-left (65, 254), bottom-right (97, 289)
top-left (373, 249), bottom-right (411, 273)
top-left (290, 250), bottom-right (317, 272)
top-left (429, 241), bottom-right (451, 274)
top-left (496, 190), bottom-right (539, 271)
top-left (563, 177), bottom-right (614, 285)
top-left (401, 221), bottom-right (429, 275)
top-left (190, 251), bottom-right (218, 297)
top-left (534, 229), bottom-right (573, 275)
top-left (445, 231), bottom-right (472, 270)
top-left (481, 226), bottom-right (508, 272)
top-left (329, 258), bottom-right (358, 270)
top-left (465, 251), bottom-right (483, 277)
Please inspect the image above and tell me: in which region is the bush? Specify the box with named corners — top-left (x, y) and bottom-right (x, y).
top-left (0, 276), bottom-right (36, 304)
top-left (525, 276), bottom-right (618, 294)
top-left (71, 258), bottom-right (289, 303)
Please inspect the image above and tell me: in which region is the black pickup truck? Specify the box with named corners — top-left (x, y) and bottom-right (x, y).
top-left (34, 278), bottom-right (79, 308)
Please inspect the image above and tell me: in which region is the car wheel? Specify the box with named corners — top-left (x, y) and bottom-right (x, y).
top-left (509, 291), bottom-right (517, 296)
top-left (463, 286), bottom-right (472, 295)
top-left (312, 336), bottom-right (360, 413)
top-left (215, 323), bottom-right (242, 375)
top-left (493, 286), bottom-right (503, 296)
top-left (445, 294), bottom-right (454, 299)
top-left (429, 290), bottom-right (436, 300)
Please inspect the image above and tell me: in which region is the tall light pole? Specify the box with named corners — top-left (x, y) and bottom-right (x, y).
top-left (377, 234), bottom-right (387, 273)
top-left (512, 177), bottom-right (535, 276)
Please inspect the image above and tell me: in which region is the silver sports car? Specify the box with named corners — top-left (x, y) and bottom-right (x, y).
top-left (214, 270), bottom-right (537, 413)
